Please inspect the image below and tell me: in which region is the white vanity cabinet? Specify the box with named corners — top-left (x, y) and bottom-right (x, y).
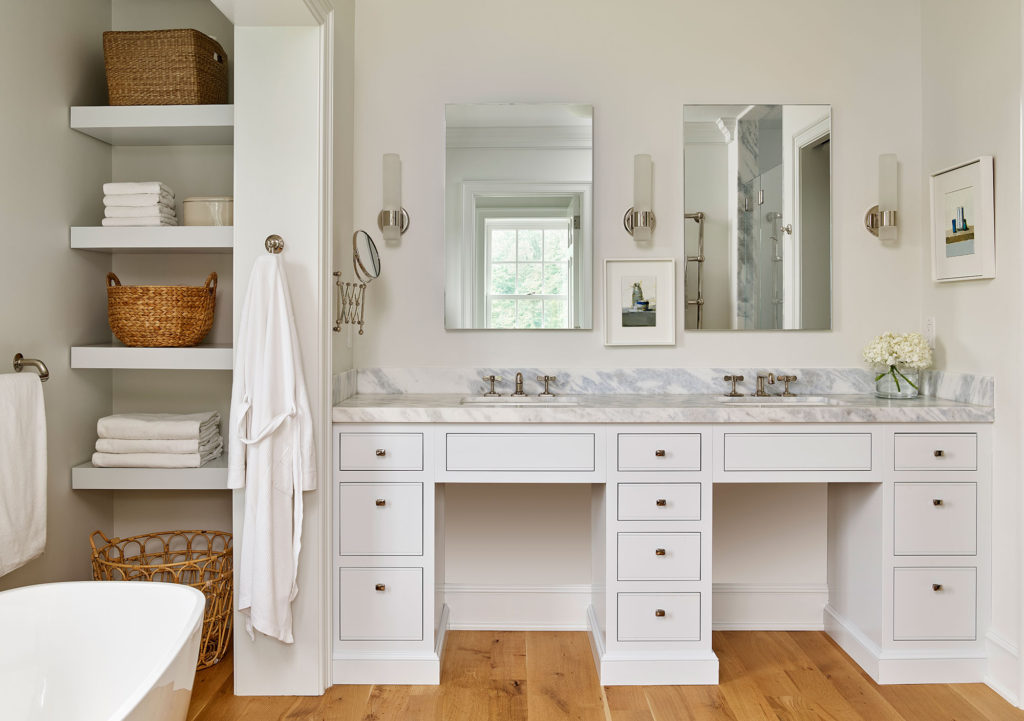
top-left (331, 419), bottom-right (990, 687)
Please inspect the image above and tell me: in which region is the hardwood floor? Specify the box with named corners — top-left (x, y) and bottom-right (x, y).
top-left (187, 631), bottom-right (1024, 721)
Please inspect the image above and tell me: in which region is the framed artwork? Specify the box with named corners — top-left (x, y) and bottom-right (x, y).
top-left (603, 258), bottom-right (675, 346)
top-left (930, 156), bottom-right (995, 282)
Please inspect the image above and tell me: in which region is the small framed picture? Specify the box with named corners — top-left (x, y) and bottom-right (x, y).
top-left (930, 156), bottom-right (994, 282)
top-left (604, 258), bottom-right (676, 346)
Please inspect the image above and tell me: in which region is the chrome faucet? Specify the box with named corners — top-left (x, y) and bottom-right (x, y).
top-left (755, 372), bottom-right (775, 396)
top-left (511, 372), bottom-right (527, 397)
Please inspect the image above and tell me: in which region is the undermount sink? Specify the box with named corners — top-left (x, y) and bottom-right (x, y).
top-left (713, 395), bottom-right (843, 406)
top-left (460, 395), bottom-right (582, 407)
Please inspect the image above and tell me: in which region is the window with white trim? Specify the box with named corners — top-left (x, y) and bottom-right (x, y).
top-left (485, 218), bottom-right (573, 329)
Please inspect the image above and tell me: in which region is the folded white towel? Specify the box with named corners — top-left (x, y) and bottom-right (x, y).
top-left (103, 192), bottom-right (174, 207)
top-left (0, 374), bottom-right (47, 577)
top-left (103, 181), bottom-right (174, 197)
top-left (97, 411), bottom-right (220, 440)
top-left (101, 217), bottom-right (178, 227)
top-left (92, 442), bottom-right (223, 469)
top-left (95, 431), bottom-right (221, 455)
top-left (104, 204), bottom-right (176, 219)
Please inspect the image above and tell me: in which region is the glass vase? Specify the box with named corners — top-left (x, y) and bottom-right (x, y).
top-left (874, 366), bottom-right (920, 399)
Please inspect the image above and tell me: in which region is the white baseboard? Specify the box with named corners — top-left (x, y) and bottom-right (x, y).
top-left (712, 583), bottom-right (827, 631)
top-left (985, 629), bottom-right (1020, 707)
top-left (444, 584), bottom-right (591, 630)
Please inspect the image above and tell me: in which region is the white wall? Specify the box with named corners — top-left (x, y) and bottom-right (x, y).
top-left (919, 0), bottom-right (1022, 702)
top-left (0, 0), bottom-right (114, 590)
top-left (332, 0), bottom-right (355, 376)
top-left (351, 0), bottom-right (925, 628)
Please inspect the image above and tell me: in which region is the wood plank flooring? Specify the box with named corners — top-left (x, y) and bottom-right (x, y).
top-left (187, 631), bottom-right (1024, 721)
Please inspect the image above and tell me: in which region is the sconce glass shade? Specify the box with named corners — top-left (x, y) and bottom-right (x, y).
top-left (632, 154), bottom-right (653, 241)
top-left (382, 153), bottom-right (402, 241)
top-left (878, 153), bottom-right (898, 242)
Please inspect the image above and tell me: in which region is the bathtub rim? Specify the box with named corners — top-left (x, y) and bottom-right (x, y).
top-left (1, 580), bottom-right (206, 721)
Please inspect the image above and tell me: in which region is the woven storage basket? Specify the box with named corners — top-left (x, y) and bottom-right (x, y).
top-left (106, 272), bottom-right (216, 347)
top-left (103, 29), bottom-right (228, 106)
top-left (91, 530), bottom-right (233, 670)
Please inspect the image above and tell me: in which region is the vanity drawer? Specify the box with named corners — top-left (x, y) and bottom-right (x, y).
top-left (445, 433), bottom-right (595, 472)
top-left (894, 483), bottom-right (976, 556)
top-left (338, 567), bottom-right (423, 641)
top-left (617, 593), bottom-right (701, 641)
top-left (617, 433), bottom-right (701, 471)
top-left (618, 483), bottom-right (701, 521)
top-left (338, 433), bottom-right (423, 471)
top-left (894, 433), bottom-right (977, 471)
top-left (893, 567), bottom-right (976, 640)
top-left (339, 483), bottom-right (423, 556)
top-left (722, 433), bottom-right (872, 472)
top-left (617, 532), bottom-right (700, 581)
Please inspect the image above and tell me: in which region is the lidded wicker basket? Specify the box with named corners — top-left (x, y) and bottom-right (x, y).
top-left (106, 272), bottom-right (216, 347)
top-left (102, 29), bottom-right (229, 106)
top-left (90, 530), bottom-right (232, 670)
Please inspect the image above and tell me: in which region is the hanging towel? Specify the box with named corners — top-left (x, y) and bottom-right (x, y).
top-left (103, 192), bottom-right (175, 207)
top-left (229, 254), bottom-right (316, 644)
top-left (0, 374), bottom-right (47, 577)
top-left (95, 431), bottom-right (219, 454)
top-left (101, 216), bottom-right (178, 227)
top-left (103, 181), bottom-right (174, 197)
top-left (104, 205), bottom-right (176, 219)
top-left (91, 442), bottom-right (223, 469)
top-left (97, 411), bottom-right (220, 440)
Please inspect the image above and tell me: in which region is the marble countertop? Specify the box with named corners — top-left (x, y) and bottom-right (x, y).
top-left (332, 393), bottom-right (994, 424)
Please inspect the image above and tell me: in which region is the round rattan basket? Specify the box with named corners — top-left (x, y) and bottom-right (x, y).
top-left (106, 272), bottom-right (216, 347)
top-left (90, 530), bottom-right (232, 669)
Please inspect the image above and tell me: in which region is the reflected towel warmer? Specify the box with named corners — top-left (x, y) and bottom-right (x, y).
top-left (684, 212), bottom-right (706, 328)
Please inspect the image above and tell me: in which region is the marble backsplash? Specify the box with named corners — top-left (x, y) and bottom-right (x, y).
top-left (338, 367), bottom-right (993, 406)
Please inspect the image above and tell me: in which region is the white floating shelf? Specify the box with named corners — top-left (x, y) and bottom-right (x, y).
top-left (71, 344), bottom-right (232, 370)
top-left (70, 104), bottom-right (234, 146)
top-left (71, 226), bottom-right (233, 254)
top-left (72, 456), bottom-right (229, 490)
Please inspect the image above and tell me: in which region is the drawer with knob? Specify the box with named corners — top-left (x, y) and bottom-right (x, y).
top-left (894, 433), bottom-right (977, 471)
top-left (339, 482), bottom-right (423, 556)
top-left (617, 592), bottom-right (701, 641)
top-left (338, 433), bottom-right (424, 471)
top-left (338, 567), bottom-right (423, 641)
top-left (617, 532), bottom-right (701, 581)
top-left (894, 482), bottom-right (976, 556)
top-left (617, 433), bottom-right (701, 471)
top-left (617, 483), bottom-right (701, 521)
top-left (893, 567), bottom-right (976, 640)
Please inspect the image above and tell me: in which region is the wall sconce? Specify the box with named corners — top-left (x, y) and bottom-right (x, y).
top-left (378, 153), bottom-right (410, 241)
top-left (865, 153), bottom-right (898, 240)
top-left (623, 154), bottom-right (655, 240)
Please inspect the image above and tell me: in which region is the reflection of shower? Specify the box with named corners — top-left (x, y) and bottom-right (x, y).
top-left (684, 212), bottom-right (706, 328)
top-left (766, 211), bottom-right (791, 328)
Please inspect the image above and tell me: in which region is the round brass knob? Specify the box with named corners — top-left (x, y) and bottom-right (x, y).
top-left (375, 449), bottom-right (387, 457)
top-left (932, 583), bottom-right (943, 592)
top-left (375, 583), bottom-right (386, 591)
top-left (375, 499), bottom-right (387, 507)
top-left (655, 449), bottom-right (666, 457)
top-left (654, 609), bottom-right (666, 617)
top-left (655, 498), bottom-right (667, 507)
top-left (932, 499), bottom-right (944, 506)
top-left (655, 548), bottom-right (666, 556)
top-left (934, 450), bottom-right (945, 457)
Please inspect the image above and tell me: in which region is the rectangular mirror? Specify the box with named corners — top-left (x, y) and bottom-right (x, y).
top-left (445, 103), bottom-right (593, 329)
top-left (683, 104), bottom-right (831, 330)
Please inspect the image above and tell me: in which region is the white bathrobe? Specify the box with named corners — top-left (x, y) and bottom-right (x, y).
top-left (228, 254), bottom-right (316, 643)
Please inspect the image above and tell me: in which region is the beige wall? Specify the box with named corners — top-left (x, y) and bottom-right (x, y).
top-left (920, 0), bottom-right (1022, 699)
top-left (0, 0), bottom-right (114, 590)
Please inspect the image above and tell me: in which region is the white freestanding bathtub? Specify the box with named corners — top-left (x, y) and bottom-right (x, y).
top-left (0, 581), bottom-right (205, 721)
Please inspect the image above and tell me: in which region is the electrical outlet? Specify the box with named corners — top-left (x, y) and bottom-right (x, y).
top-left (925, 317), bottom-right (937, 348)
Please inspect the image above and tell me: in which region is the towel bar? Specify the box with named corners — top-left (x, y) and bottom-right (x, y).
top-left (12, 353), bottom-right (49, 382)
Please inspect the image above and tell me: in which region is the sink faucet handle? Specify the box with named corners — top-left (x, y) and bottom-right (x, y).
top-left (777, 374), bottom-right (798, 397)
top-left (481, 375), bottom-right (503, 397)
top-left (723, 374), bottom-right (744, 397)
top-left (536, 375), bottom-right (558, 397)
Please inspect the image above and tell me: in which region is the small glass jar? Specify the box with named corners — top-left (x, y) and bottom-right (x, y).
top-left (875, 366), bottom-right (920, 399)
